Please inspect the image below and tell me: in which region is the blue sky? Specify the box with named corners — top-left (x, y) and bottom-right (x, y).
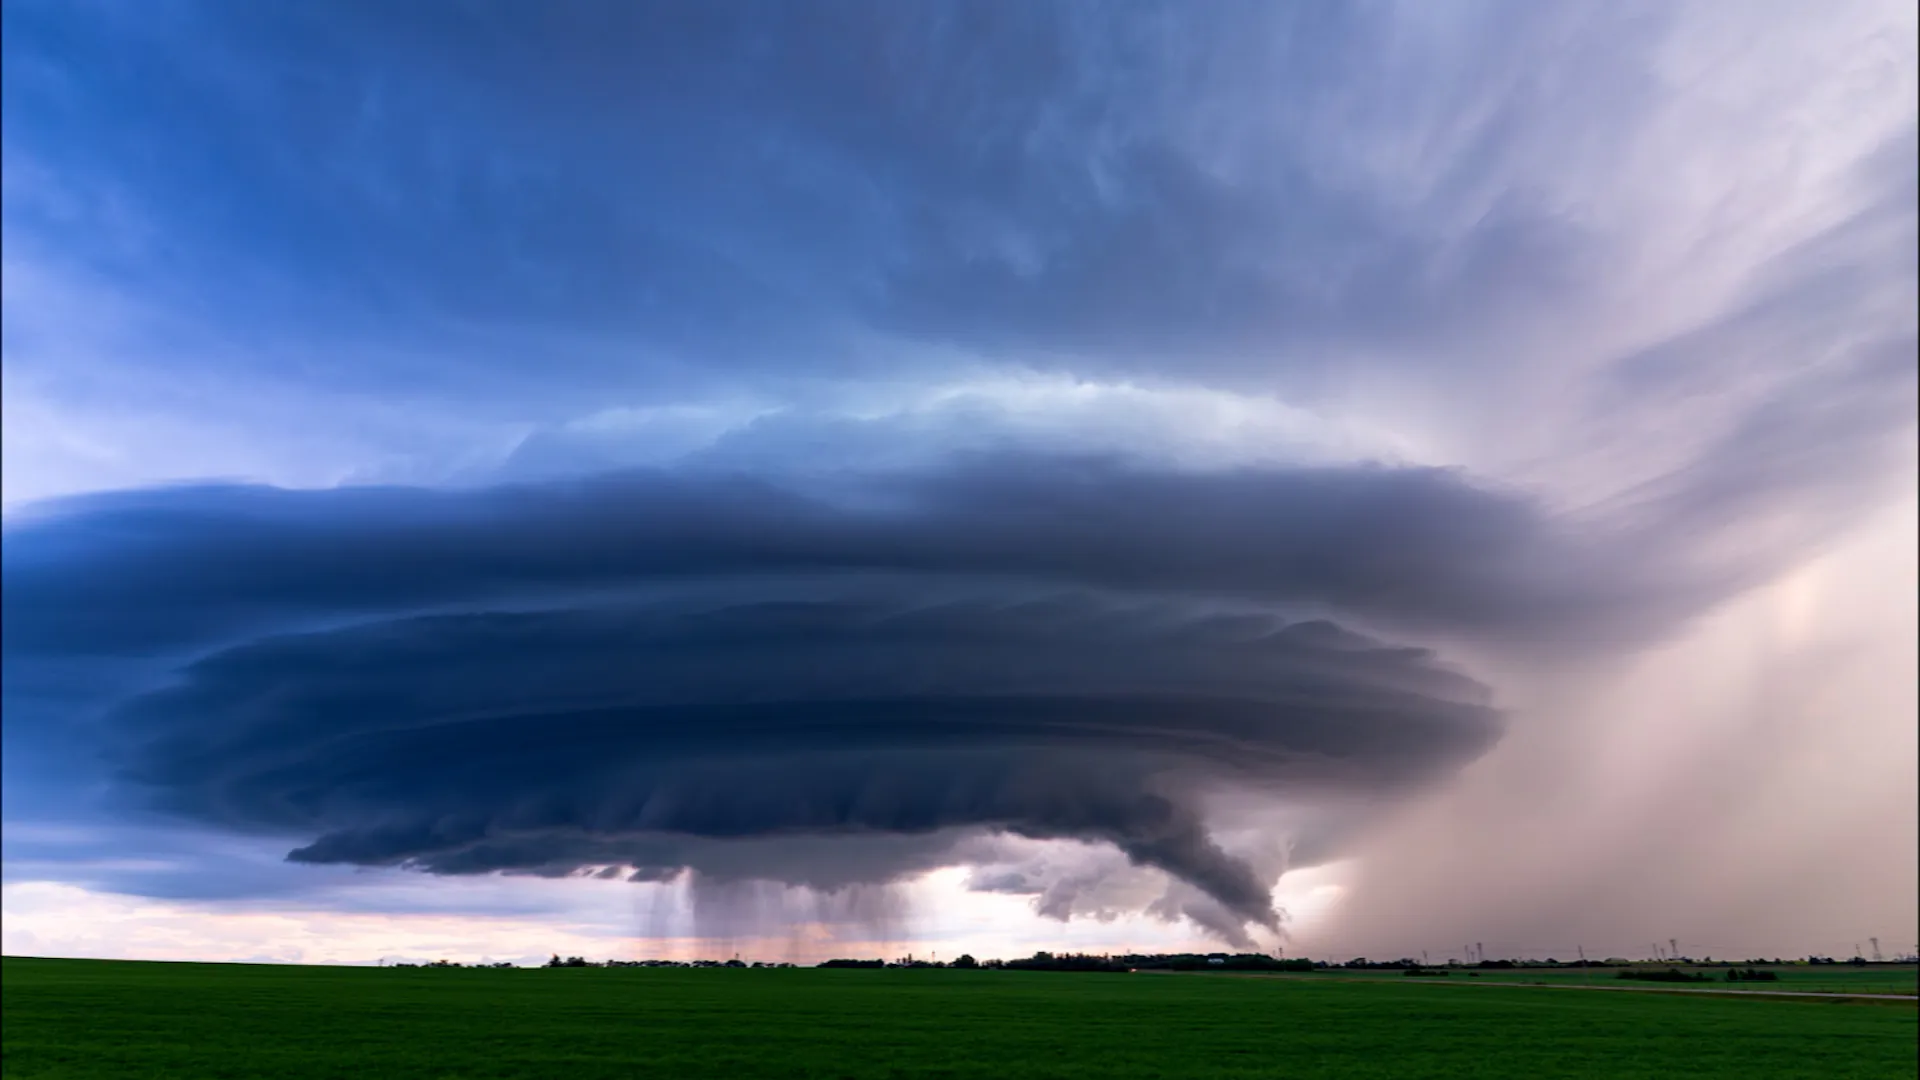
top-left (3, 0), bottom-right (1914, 964)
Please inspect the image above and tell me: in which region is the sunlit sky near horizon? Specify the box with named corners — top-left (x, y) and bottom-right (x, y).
top-left (3, 0), bottom-right (1915, 966)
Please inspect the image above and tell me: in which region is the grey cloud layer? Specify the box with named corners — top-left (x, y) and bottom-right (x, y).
top-left (101, 597), bottom-right (1496, 932)
top-left (6, 448), bottom-right (1853, 935)
top-left (3, 456), bottom-right (1566, 934)
top-left (3, 456), bottom-right (1690, 663)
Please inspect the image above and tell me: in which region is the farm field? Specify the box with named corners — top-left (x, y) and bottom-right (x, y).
top-left (4, 956), bottom-right (1915, 1079)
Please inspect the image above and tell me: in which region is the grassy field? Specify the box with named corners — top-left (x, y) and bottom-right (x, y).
top-left (5, 957), bottom-right (1915, 1080)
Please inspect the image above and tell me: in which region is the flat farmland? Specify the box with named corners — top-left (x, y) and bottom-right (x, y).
top-left (4, 956), bottom-right (1914, 1080)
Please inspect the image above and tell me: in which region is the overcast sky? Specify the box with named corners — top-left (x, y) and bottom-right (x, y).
top-left (3, 0), bottom-right (1914, 966)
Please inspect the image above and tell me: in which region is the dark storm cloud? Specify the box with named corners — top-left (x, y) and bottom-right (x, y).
top-left (1, 455), bottom-right (1668, 663)
top-left (86, 597), bottom-right (1497, 931)
top-left (2, 455), bottom-right (1563, 932)
top-left (7, 0), bottom-right (1910, 953)
top-left (7, 434), bottom-right (1901, 936)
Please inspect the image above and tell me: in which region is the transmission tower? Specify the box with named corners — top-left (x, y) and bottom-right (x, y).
top-left (1870, 938), bottom-right (1882, 962)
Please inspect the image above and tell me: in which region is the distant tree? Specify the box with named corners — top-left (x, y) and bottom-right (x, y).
top-left (952, 954), bottom-right (979, 970)
top-left (1618, 967), bottom-right (1708, 984)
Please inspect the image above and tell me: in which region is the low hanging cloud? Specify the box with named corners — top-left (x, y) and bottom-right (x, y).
top-left (0, 453), bottom-right (1742, 664)
top-left (0, 454), bottom-right (1602, 938)
top-left (98, 596), bottom-right (1497, 936)
top-left (9, 443), bottom-right (1885, 940)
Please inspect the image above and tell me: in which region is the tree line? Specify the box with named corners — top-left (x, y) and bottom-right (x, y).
top-left (381, 951), bottom-right (1895, 971)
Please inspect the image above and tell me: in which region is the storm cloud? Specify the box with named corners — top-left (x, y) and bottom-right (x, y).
top-left (5, 457), bottom-right (1534, 936)
top-left (5, 414), bottom-right (1908, 940)
top-left (3, 0), bottom-right (1912, 958)
top-left (107, 596), bottom-right (1498, 930)
top-left (0, 454), bottom-right (1751, 662)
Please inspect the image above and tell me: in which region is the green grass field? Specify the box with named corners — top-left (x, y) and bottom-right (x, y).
top-left (4, 957), bottom-right (1914, 1079)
